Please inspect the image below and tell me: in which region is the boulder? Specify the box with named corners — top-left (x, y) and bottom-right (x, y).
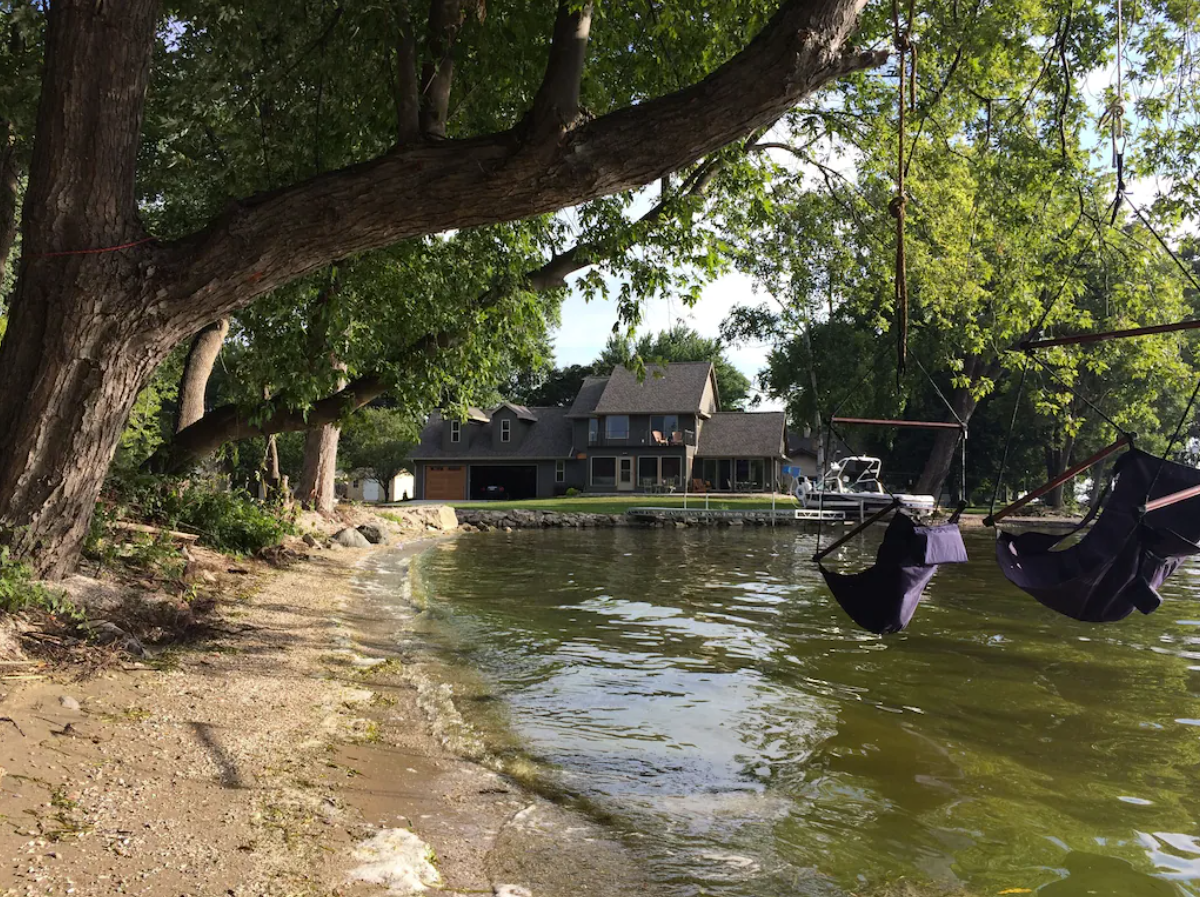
top-left (356, 524), bottom-right (388, 545)
top-left (332, 527), bottom-right (372, 548)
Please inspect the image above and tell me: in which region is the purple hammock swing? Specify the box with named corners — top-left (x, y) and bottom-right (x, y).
top-left (984, 318), bottom-right (1200, 623)
top-left (813, 416), bottom-right (969, 635)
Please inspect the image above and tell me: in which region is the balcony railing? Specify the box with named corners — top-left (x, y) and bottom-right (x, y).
top-left (589, 429), bottom-right (695, 448)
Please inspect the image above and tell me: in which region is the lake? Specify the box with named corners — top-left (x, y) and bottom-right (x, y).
top-left (403, 526), bottom-right (1200, 896)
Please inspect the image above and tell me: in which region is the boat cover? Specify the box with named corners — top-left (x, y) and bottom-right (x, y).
top-left (819, 513), bottom-right (968, 634)
top-left (995, 448), bottom-right (1200, 623)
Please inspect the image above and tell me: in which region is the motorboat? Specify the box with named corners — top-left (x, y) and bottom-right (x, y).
top-left (794, 456), bottom-right (936, 516)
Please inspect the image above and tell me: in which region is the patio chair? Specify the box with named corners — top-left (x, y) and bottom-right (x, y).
top-left (690, 478), bottom-right (708, 494)
top-left (652, 430), bottom-right (667, 446)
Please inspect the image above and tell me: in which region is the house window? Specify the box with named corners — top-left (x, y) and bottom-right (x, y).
top-left (555, 460), bottom-right (565, 483)
top-left (591, 457), bottom-right (617, 486)
top-left (661, 456), bottom-right (682, 488)
top-left (605, 415), bottom-right (629, 440)
top-left (650, 415), bottom-right (679, 444)
top-left (638, 456), bottom-right (658, 486)
top-left (588, 418), bottom-right (599, 443)
top-left (450, 421), bottom-right (461, 443)
top-left (500, 419), bottom-right (511, 442)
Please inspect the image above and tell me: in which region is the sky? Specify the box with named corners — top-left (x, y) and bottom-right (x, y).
top-left (551, 269), bottom-right (787, 412)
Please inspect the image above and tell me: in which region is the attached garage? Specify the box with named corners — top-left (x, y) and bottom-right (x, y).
top-left (424, 465), bottom-right (467, 500)
top-left (469, 464), bottom-right (538, 501)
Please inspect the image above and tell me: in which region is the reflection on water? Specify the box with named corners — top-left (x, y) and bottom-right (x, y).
top-left (407, 528), bottom-right (1200, 897)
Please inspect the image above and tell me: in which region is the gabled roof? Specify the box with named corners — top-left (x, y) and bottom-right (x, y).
top-left (411, 407), bottom-right (573, 460)
top-left (466, 407), bottom-right (491, 423)
top-left (494, 402), bottom-right (539, 421)
top-left (566, 375), bottom-right (609, 418)
top-left (592, 362), bottom-right (714, 415)
top-left (695, 412), bottom-right (787, 458)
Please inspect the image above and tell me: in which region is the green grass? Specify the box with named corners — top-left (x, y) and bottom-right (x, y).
top-left (450, 495), bottom-right (800, 515)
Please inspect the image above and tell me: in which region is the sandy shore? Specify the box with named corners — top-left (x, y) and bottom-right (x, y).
top-left (0, 539), bottom-right (647, 897)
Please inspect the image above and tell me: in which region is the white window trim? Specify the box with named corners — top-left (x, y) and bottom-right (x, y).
top-left (450, 420), bottom-right (461, 443)
top-left (555, 460), bottom-right (565, 483)
top-left (500, 419), bottom-right (512, 442)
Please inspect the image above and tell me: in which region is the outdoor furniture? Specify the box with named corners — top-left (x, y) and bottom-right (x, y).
top-left (652, 430), bottom-right (667, 445)
top-left (690, 478), bottom-right (709, 493)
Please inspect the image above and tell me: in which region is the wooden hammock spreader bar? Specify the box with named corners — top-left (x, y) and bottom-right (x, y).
top-left (984, 435), bottom-right (1132, 526)
top-left (832, 417), bottom-right (965, 431)
top-left (1021, 319), bottom-right (1200, 351)
top-left (813, 498), bottom-right (902, 563)
top-left (1142, 483), bottom-right (1200, 515)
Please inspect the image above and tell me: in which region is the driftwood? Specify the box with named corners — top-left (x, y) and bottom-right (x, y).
top-left (110, 521), bottom-right (200, 542)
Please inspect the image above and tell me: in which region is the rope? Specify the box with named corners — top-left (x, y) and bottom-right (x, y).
top-left (1101, 0), bottom-right (1128, 224)
top-left (913, 354), bottom-right (967, 427)
top-left (1122, 193), bottom-right (1200, 294)
top-left (1146, 375), bottom-right (1200, 499)
top-left (30, 236), bottom-right (157, 259)
top-left (1022, 350), bottom-right (1135, 440)
top-left (891, 0), bottom-right (917, 381)
top-left (989, 357), bottom-right (1031, 517)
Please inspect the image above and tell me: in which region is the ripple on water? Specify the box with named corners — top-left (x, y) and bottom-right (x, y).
top-left (409, 528), bottom-right (1200, 897)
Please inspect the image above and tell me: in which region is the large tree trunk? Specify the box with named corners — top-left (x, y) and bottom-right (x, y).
top-left (297, 424), bottom-right (341, 514)
top-left (175, 318), bottom-right (230, 433)
top-left (0, 0), bottom-right (162, 579)
top-left (914, 386), bottom-right (977, 500)
top-left (0, 0), bottom-right (880, 578)
top-left (1043, 433), bottom-right (1076, 509)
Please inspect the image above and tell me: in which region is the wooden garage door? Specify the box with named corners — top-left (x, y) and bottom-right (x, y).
top-left (424, 465), bottom-right (466, 500)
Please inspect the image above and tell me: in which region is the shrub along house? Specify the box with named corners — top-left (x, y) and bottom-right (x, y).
top-left (411, 362), bottom-right (788, 500)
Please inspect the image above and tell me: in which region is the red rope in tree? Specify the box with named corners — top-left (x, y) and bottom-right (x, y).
top-left (30, 236), bottom-right (157, 259)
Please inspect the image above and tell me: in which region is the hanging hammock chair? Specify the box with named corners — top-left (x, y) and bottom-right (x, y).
top-left (993, 447), bottom-right (1200, 623)
top-left (819, 509), bottom-right (968, 634)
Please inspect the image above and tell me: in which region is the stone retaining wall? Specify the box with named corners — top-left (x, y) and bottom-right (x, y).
top-left (454, 508), bottom-right (810, 532)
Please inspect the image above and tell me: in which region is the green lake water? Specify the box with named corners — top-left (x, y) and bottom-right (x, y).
top-left (404, 527), bottom-right (1200, 896)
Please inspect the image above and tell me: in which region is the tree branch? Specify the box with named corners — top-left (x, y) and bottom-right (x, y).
top-left (394, 0), bottom-right (421, 143)
top-left (528, 1), bottom-right (594, 132)
top-left (420, 0), bottom-right (464, 137)
top-left (153, 0), bottom-right (887, 340)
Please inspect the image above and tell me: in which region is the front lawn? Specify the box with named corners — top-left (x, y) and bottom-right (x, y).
top-left (450, 494), bottom-right (799, 515)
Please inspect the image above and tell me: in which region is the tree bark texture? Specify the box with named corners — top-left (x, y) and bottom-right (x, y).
top-left (175, 318), bottom-right (230, 432)
top-left (0, 0), bottom-right (159, 579)
top-left (0, 0), bottom-right (881, 578)
top-left (151, 374), bottom-right (387, 475)
top-left (914, 388), bottom-right (976, 500)
top-left (297, 424), bottom-right (341, 514)
top-left (1043, 433), bottom-right (1075, 509)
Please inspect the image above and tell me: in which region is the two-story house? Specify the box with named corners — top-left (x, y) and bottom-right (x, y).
top-left (411, 362), bottom-right (788, 500)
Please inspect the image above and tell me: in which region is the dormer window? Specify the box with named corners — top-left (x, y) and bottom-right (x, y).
top-left (450, 420), bottom-right (461, 443)
top-left (500, 419), bottom-right (512, 443)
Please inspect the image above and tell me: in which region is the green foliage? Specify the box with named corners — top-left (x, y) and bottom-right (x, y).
top-left (565, 487), bottom-right (581, 497)
top-left (339, 407), bottom-right (416, 488)
top-left (506, 363), bottom-right (594, 408)
top-left (106, 475), bottom-right (296, 556)
top-left (113, 349), bottom-right (185, 474)
top-left (0, 545), bottom-right (77, 618)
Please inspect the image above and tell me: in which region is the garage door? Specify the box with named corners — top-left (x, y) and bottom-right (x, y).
top-left (424, 465), bottom-right (466, 500)
top-left (469, 465), bottom-right (538, 501)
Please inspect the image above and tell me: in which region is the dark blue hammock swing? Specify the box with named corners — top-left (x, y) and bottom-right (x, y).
top-left (811, 371), bottom-right (971, 635)
top-left (982, 324), bottom-right (1200, 623)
